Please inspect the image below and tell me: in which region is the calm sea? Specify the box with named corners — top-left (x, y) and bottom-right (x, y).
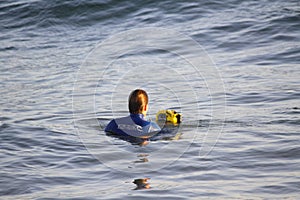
top-left (0, 0), bottom-right (299, 199)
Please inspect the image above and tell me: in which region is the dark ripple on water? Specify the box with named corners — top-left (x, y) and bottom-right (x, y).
top-left (0, 0), bottom-right (300, 199)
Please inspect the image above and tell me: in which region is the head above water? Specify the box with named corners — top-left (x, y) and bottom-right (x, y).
top-left (128, 89), bottom-right (148, 116)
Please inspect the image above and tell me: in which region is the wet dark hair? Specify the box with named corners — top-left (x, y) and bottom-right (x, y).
top-left (128, 89), bottom-right (148, 114)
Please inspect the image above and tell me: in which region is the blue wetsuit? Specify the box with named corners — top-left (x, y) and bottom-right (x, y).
top-left (105, 114), bottom-right (161, 138)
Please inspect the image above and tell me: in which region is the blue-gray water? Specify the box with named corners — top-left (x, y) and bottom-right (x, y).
top-left (1, 0), bottom-right (300, 199)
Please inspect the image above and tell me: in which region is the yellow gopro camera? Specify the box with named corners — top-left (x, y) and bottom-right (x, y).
top-left (156, 110), bottom-right (182, 124)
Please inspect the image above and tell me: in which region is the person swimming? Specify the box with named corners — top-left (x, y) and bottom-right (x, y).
top-left (105, 89), bottom-right (161, 139)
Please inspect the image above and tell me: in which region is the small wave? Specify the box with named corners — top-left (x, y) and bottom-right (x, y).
top-left (226, 91), bottom-right (300, 105)
top-left (0, 0), bottom-right (134, 30)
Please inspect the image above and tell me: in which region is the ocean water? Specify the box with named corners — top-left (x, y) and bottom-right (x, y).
top-left (1, 0), bottom-right (300, 199)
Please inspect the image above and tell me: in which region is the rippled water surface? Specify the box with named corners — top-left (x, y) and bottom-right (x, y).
top-left (1, 0), bottom-right (299, 199)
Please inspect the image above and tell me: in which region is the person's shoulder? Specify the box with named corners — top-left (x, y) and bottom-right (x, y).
top-left (106, 115), bottom-right (130, 125)
top-left (115, 115), bottom-right (132, 124)
top-left (106, 115), bottom-right (132, 130)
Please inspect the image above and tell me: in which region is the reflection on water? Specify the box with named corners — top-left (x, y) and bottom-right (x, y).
top-left (134, 154), bottom-right (149, 163)
top-left (133, 178), bottom-right (151, 190)
top-left (133, 154), bottom-right (150, 190)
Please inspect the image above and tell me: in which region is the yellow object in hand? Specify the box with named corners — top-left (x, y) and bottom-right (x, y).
top-left (156, 110), bottom-right (182, 124)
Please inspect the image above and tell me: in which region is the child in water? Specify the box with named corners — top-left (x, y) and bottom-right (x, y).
top-left (105, 89), bottom-right (161, 139)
